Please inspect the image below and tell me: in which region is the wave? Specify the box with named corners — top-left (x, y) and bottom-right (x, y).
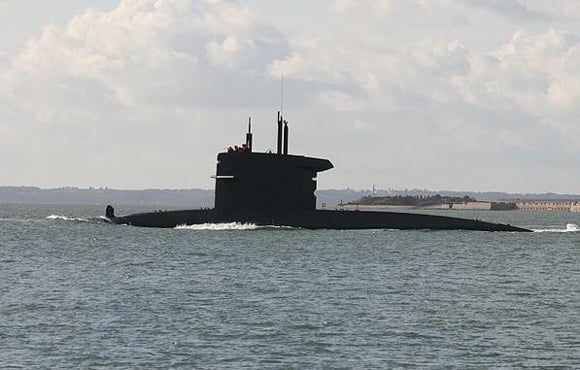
top-left (175, 222), bottom-right (259, 230)
top-left (47, 214), bottom-right (88, 222)
top-left (46, 215), bottom-right (111, 223)
top-left (533, 223), bottom-right (580, 233)
top-left (174, 222), bottom-right (295, 231)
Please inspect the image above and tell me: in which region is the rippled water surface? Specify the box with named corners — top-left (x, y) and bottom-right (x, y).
top-left (1, 204), bottom-right (580, 368)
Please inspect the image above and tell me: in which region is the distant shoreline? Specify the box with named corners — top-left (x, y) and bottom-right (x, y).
top-left (0, 187), bottom-right (214, 207)
top-left (2, 186), bottom-right (580, 208)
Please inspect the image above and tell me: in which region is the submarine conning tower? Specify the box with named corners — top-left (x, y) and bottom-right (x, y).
top-left (214, 112), bottom-right (333, 211)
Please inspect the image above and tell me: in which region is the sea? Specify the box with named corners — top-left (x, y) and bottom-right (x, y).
top-left (1, 203), bottom-right (579, 369)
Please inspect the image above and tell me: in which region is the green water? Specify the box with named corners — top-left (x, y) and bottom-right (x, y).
top-left (1, 204), bottom-right (579, 368)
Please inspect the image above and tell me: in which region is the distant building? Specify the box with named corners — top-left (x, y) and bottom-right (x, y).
top-left (500, 199), bottom-right (579, 211)
top-left (450, 201), bottom-right (517, 211)
top-left (451, 202), bottom-right (492, 211)
top-left (336, 201), bottom-right (517, 211)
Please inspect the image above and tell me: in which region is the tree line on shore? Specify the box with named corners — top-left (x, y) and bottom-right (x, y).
top-left (349, 194), bottom-right (477, 207)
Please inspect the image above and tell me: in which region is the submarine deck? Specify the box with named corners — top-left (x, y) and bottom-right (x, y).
top-left (108, 207), bottom-right (531, 232)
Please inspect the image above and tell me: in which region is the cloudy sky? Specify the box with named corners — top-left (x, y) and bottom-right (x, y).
top-left (2, 0), bottom-right (580, 193)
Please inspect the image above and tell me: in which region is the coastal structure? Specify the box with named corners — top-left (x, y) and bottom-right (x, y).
top-left (344, 195), bottom-right (518, 211)
top-left (500, 199), bottom-right (580, 212)
top-left (105, 113), bottom-right (529, 231)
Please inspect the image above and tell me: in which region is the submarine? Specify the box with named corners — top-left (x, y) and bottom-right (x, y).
top-left (106, 113), bottom-right (530, 232)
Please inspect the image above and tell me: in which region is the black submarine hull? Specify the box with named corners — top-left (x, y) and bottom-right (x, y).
top-left (108, 208), bottom-right (531, 232)
top-left (105, 113), bottom-right (531, 232)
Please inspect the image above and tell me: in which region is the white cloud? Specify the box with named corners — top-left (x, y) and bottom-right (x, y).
top-left (464, 0), bottom-right (548, 20)
top-left (264, 2), bottom-right (580, 192)
top-left (454, 29), bottom-right (580, 134)
top-left (2, 0), bottom-right (580, 192)
top-left (0, 0), bottom-right (289, 188)
top-left (2, 0), bottom-right (289, 110)
top-left (270, 36), bottom-right (470, 114)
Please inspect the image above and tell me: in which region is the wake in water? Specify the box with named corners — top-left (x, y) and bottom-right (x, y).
top-left (46, 216), bottom-right (289, 230)
top-left (175, 222), bottom-right (258, 231)
top-left (46, 215), bottom-right (111, 223)
top-left (533, 223), bottom-right (580, 233)
top-left (175, 222), bottom-right (294, 231)
top-left (47, 214), bottom-right (88, 222)
top-left (175, 222), bottom-right (259, 230)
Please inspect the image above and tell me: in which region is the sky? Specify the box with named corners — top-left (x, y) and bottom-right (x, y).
top-left (2, 0), bottom-right (580, 193)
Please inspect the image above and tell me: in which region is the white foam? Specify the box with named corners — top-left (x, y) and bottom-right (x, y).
top-left (46, 214), bottom-right (88, 222)
top-left (533, 223), bottom-right (580, 233)
top-left (175, 222), bottom-right (259, 231)
top-left (98, 216), bottom-right (112, 222)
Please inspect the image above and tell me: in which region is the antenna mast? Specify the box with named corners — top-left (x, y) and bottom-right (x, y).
top-left (280, 71), bottom-right (284, 117)
top-left (246, 116), bottom-right (253, 152)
